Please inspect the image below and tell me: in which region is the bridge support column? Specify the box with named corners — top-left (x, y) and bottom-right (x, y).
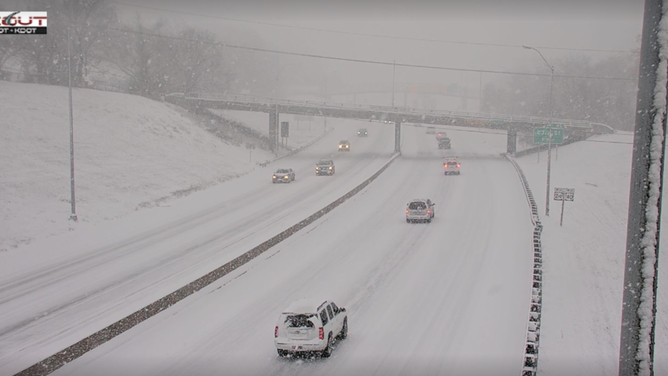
top-left (395, 121), bottom-right (401, 154)
top-left (269, 109), bottom-right (279, 154)
top-left (506, 128), bottom-right (517, 154)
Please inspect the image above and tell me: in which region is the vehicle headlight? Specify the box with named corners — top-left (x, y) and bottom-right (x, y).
top-left (284, 175), bottom-right (289, 179)
top-left (329, 166), bottom-right (332, 169)
top-left (273, 176), bottom-right (277, 179)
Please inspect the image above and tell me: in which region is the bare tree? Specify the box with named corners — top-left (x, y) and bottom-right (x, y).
top-left (12, 0), bottom-right (117, 86)
top-left (482, 52), bottom-right (639, 130)
top-left (61, 0), bottom-right (118, 86)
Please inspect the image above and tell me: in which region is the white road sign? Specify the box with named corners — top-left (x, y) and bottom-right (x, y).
top-left (554, 188), bottom-right (575, 201)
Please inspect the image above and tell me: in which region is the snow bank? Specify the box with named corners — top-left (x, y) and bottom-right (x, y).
top-left (0, 81), bottom-right (274, 252)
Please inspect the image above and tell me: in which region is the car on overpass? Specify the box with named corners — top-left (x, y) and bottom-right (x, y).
top-left (406, 199), bottom-right (436, 223)
top-left (443, 157), bottom-right (461, 175)
top-left (338, 140), bottom-right (350, 151)
top-left (274, 299), bottom-right (348, 358)
top-left (357, 128), bottom-right (368, 137)
top-left (316, 160), bottom-right (335, 175)
top-left (272, 168), bottom-right (295, 183)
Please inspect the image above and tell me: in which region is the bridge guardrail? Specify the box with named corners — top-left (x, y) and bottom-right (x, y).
top-left (184, 92), bottom-right (609, 131)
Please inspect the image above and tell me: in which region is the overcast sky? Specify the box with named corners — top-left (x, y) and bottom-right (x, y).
top-left (119, 0), bottom-right (643, 82)
top-left (110, 0), bottom-right (646, 99)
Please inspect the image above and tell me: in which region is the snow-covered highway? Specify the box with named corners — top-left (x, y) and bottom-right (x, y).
top-left (1, 120), bottom-right (414, 376)
top-left (4, 124), bottom-right (536, 376)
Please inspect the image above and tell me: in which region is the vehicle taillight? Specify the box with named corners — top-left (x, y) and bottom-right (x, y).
top-left (406, 209), bottom-right (409, 214)
top-left (457, 164), bottom-right (460, 168)
top-left (444, 164), bottom-right (448, 168)
top-left (319, 327), bottom-right (324, 340)
top-left (427, 210), bottom-right (431, 214)
top-left (275, 326), bottom-right (279, 338)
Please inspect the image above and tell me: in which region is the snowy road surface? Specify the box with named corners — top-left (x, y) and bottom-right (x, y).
top-left (2, 123), bottom-right (534, 376)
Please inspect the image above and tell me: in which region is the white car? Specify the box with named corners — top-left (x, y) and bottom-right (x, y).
top-left (272, 168), bottom-right (295, 183)
top-left (406, 198), bottom-right (435, 223)
top-left (274, 299), bottom-right (348, 358)
top-left (443, 157), bottom-right (461, 175)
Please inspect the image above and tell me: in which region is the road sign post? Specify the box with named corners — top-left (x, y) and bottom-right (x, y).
top-left (245, 143), bottom-right (255, 163)
top-left (553, 187), bottom-right (575, 226)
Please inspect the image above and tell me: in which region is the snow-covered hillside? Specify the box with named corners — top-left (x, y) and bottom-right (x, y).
top-left (0, 82), bottom-right (283, 252)
top-left (516, 133), bottom-right (668, 376)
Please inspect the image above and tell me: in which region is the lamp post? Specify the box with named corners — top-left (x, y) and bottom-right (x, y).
top-left (67, 21), bottom-right (77, 222)
top-left (523, 45), bottom-right (554, 217)
top-left (391, 60), bottom-right (396, 107)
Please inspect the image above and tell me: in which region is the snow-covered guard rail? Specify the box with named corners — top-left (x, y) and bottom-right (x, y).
top-left (504, 154), bottom-right (544, 376)
top-left (13, 153), bottom-right (402, 376)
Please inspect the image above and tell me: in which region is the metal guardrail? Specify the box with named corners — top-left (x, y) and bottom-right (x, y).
top-left (504, 154), bottom-right (544, 376)
top-left (176, 92), bottom-right (610, 131)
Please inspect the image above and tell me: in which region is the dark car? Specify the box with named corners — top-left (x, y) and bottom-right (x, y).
top-left (316, 160), bottom-right (335, 175)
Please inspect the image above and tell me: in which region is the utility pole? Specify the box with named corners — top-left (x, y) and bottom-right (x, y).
top-left (67, 16), bottom-right (77, 222)
top-left (619, 0), bottom-right (666, 374)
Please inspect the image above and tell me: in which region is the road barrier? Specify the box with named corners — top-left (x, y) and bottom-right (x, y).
top-left (505, 154), bottom-right (544, 376)
top-left (13, 153), bottom-right (401, 376)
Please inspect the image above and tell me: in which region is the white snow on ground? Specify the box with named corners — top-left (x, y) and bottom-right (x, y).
top-left (3, 81), bottom-right (668, 376)
top-left (46, 124), bottom-right (534, 376)
top-left (0, 82), bottom-right (324, 252)
top-left (517, 132), bottom-right (668, 376)
top-left (0, 97), bottom-right (398, 376)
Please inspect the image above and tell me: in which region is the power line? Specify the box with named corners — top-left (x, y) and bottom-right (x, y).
top-left (105, 25), bottom-right (638, 82)
top-left (111, 1), bottom-right (637, 55)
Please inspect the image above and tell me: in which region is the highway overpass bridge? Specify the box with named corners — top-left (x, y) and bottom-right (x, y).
top-left (165, 93), bottom-right (614, 154)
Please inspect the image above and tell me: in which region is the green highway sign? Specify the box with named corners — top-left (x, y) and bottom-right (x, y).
top-left (533, 127), bottom-right (564, 144)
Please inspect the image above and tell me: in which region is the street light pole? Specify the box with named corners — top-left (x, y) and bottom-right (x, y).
top-left (67, 23), bottom-right (77, 222)
top-left (523, 45), bottom-right (554, 217)
top-left (391, 60), bottom-right (396, 107)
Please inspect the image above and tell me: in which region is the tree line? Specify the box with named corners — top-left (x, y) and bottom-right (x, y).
top-left (0, 0), bottom-right (275, 99)
top-left (481, 53), bottom-right (640, 131)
